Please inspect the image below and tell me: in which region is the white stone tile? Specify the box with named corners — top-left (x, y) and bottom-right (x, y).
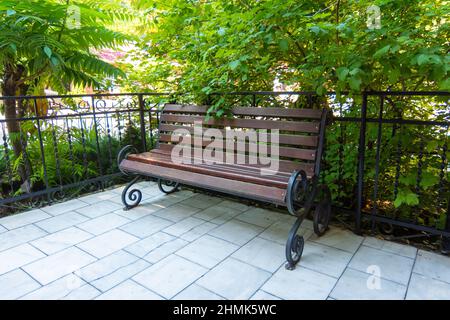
top-left (349, 246), bottom-right (414, 285)
top-left (77, 250), bottom-right (138, 282)
top-left (179, 193), bottom-right (223, 209)
top-left (96, 280), bottom-right (163, 300)
top-left (77, 213), bottom-right (130, 235)
top-left (300, 242), bottom-right (353, 278)
top-left (250, 290), bottom-right (281, 300)
top-left (77, 229), bottom-right (139, 259)
top-left (41, 199), bottom-right (88, 216)
top-left (114, 204), bottom-right (161, 220)
top-left (152, 204), bottom-right (201, 222)
top-left (133, 255), bottom-right (207, 299)
top-left (35, 211), bottom-right (90, 233)
top-left (143, 238), bottom-right (188, 264)
top-left (208, 219), bottom-right (263, 246)
top-left (124, 232), bottom-right (175, 258)
top-left (413, 249), bottom-right (450, 284)
top-left (75, 200), bottom-right (122, 218)
top-left (23, 247), bottom-right (97, 285)
top-left (0, 225), bottom-right (8, 234)
top-left (194, 205), bottom-right (241, 224)
top-left (309, 227), bottom-right (364, 253)
top-left (0, 209), bottom-right (51, 230)
top-left (143, 193), bottom-right (185, 209)
top-left (180, 222), bottom-right (218, 242)
top-left (262, 266), bottom-right (337, 300)
top-left (174, 284), bottom-right (224, 300)
top-left (78, 191), bottom-right (117, 204)
top-left (0, 269), bottom-right (41, 299)
top-left (177, 235), bottom-right (238, 268)
top-left (163, 217), bottom-right (206, 237)
top-left (91, 259), bottom-right (150, 292)
top-left (234, 208), bottom-right (281, 228)
top-left (0, 244), bottom-right (46, 275)
top-left (197, 258), bottom-right (271, 300)
top-left (62, 284), bottom-right (101, 300)
top-left (232, 237), bottom-right (285, 273)
top-left (363, 236), bottom-right (417, 259)
top-left (218, 199), bottom-right (250, 212)
top-left (406, 273), bottom-right (450, 300)
top-left (330, 268), bottom-right (406, 300)
top-left (21, 274), bottom-right (98, 300)
top-left (0, 224), bottom-right (48, 252)
top-left (31, 227), bottom-right (92, 255)
top-left (120, 215), bottom-right (173, 238)
top-left (259, 220), bottom-right (312, 245)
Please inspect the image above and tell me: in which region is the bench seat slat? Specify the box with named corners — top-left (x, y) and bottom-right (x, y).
top-left (120, 159), bottom-right (287, 205)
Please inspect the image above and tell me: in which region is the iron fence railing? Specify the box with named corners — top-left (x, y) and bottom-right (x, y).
top-left (0, 91), bottom-right (449, 247)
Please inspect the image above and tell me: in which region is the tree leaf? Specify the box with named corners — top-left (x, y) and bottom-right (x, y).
top-left (373, 45), bottom-right (390, 59)
top-left (279, 39), bottom-right (289, 51)
top-left (336, 67), bottom-right (349, 81)
top-left (228, 60), bottom-right (240, 70)
top-left (43, 46), bottom-right (52, 58)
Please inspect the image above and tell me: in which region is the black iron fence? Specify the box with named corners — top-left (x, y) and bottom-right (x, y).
top-left (1, 91), bottom-right (449, 246)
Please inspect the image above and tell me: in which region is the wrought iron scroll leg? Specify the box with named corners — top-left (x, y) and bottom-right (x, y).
top-left (285, 215), bottom-right (305, 270)
top-left (121, 176), bottom-right (143, 211)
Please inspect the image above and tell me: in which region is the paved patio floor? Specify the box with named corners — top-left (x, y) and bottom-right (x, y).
top-left (1, 181), bottom-right (450, 300)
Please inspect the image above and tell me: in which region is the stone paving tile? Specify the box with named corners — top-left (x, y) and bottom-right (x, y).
top-left (0, 269), bottom-right (41, 299)
top-left (309, 226), bottom-right (364, 253)
top-left (208, 219), bottom-right (263, 246)
top-left (179, 222), bottom-right (218, 242)
top-left (23, 247), bottom-right (97, 285)
top-left (0, 243), bottom-right (46, 275)
top-left (120, 215), bottom-right (173, 239)
top-left (143, 238), bottom-right (188, 264)
top-left (406, 273), bottom-right (450, 300)
top-left (413, 249), bottom-right (450, 284)
top-left (262, 266), bottom-right (337, 300)
top-left (363, 236), bottom-right (417, 259)
top-left (152, 204), bottom-right (201, 222)
top-left (348, 245), bottom-right (414, 285)
top-left (0, 209), bottom-right (51, 230)
top-left (179, 193), bottom-right (223, 209)
top-left (75, 200), bottom-right (122, 219)
top-left (77, 250), bottom-right (139, 283)
top-left (193, 205), bottom-right (241, 224)
top-left (0, 224), bottom-right (48, 252)
top-left (197, 258), bottom-right (271, 300)
top-left (114, 204), bottom-right (162, 220)
top-left (35, 211), bottom-right (90, 233)
top-left (330, 268), bottom-right (407, 300)
top-left (78, 191), bottom-right (117, 204)
top-left (41, 199), bottom-right (88, 216)
top-left (163, 217), bottom-right (206, 237)
top-left (96, 280), bottom-right (163, 300)
top-left (21, 274), bottom-right (100, 300)
top-left (231, 237), bottom-right (285, 273)
top-left (173, 284), bottom-right (224, 300)
top-left (30, 227), bottom-right (92, 255)
top-left (250, 290), bottom-right (281, 300)
top-left (0, 225), bottom-right (6, 234)
top-left (217, 199), bottom-right (250, 212)
top-left (124, 232), bottom-right (175, 258)
top-left (77, 229), bottom-right (139, 259)
top-left (91, 259), bottom-right (150, 292)
top-left (299, 242), bottom-right (353, 278)
top-left (133, 255), bottom-right (207, 299)
top-left (177, 235), bottom-right (238, 269)
top-left (77, 213), bottom-right (130, 235)
top-left (259, 220), bottom-right (312, 245)
top-left (234, 208), bottom-right (281, 228)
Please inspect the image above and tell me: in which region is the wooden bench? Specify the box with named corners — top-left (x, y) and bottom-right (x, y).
top-left (118, 103), bottom-right (332, 269)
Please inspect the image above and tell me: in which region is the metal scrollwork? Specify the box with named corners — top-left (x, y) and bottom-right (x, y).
top-left (121, 176), bottom-right (142, 210)
top-left (313, 184), bottom-right (332, 236)
top-left (157, 179), bottom-right (180, 194)
top-left (117, 145), bottom-right (139, 175)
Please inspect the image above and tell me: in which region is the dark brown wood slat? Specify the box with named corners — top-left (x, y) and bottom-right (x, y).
top-left (127, 154), bottom-right (288, 188)
top-left (163, 104), bottom-right (323, 119)
top-left (159, 132), bottom-right (318, 147)
top-left (157, 142), bottom-right (316, 161)
top-left (160, 114), bottom-right (320, 133)
top-left (135, 149), bottom-right (315, 176)
top-left (120, 159), bottom-right (287, 205)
